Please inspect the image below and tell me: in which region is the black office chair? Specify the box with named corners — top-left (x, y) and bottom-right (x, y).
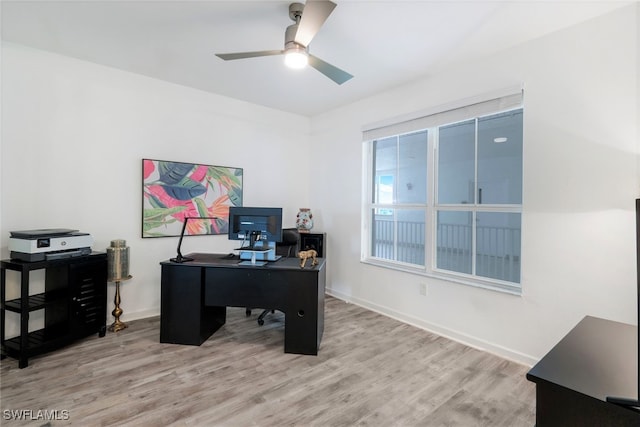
top-left (249, 228), bottom-right (300, 326)
top-left (276, 228), bottom-right (300, 258)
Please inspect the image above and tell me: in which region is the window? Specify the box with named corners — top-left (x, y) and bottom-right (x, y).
top-left (362, 90), bottom-right (523, 293)
top-left (371, 132), bottom-right (428, 266)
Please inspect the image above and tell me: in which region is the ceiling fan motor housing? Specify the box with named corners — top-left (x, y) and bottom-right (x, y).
top-left (285, 24), bottom-right (306, 52)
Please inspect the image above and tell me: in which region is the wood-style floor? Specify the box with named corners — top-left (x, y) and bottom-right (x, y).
top-left (1, 296), bottom-right (536, 426)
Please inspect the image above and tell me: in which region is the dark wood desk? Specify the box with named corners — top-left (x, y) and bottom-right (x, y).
top-left (159, 253), bottom-right (326, 355)
top-left (526, 316), bottom-right (639, 426)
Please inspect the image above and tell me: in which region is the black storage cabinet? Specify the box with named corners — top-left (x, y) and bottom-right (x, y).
top-left (1, 253), bottom-right (107, 368)
top-left (299, 232), bottom-right (326, 258)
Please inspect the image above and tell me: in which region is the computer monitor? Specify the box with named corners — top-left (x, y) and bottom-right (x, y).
top-left (228, 206), bottom-right (283, 248)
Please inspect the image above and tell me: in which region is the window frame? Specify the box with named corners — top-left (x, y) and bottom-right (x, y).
top-left (362, 96), bottom-right (523, 295)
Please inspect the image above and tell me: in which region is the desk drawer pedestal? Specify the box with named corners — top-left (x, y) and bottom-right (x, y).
top-left (160, 265), bottom-right (225, 345)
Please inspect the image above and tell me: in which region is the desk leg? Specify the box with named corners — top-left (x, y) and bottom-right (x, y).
top-left (283, 274), bottom-right (323, 355)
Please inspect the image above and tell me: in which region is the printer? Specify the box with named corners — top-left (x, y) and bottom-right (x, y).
top-left (8, 228), bottom-right (94, 262)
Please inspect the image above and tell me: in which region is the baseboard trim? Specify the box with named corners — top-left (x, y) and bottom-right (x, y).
top-left (115, 308), bottom-right (159, 324)
top-left (326, 288), bottom-right (537, 367)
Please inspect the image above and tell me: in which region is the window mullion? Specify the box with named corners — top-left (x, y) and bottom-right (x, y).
top-left (472, 118), bottom-right (479, 275)
top-left (474, 118), bottom-right (480, 207)
top-left (427, 128), bottom-right (437, 273)
top-left (394, 136), bottom-right (400, 258)
top-left (471, 211), bottom-right (477, 276)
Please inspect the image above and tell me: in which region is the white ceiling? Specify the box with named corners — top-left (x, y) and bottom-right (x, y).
top-left (1, 0), bottom-right (631, 116)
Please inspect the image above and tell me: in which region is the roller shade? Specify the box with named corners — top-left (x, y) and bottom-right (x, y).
top-left (363, 86), bottom-right (523, 141)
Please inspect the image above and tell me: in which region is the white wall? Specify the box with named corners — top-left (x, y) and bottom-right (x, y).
top-left (1, 43), bottom-right (311, 335)
top-left (310, 4), bottom-right (639, 365)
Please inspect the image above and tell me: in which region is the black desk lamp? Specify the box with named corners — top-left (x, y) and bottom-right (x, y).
top-left (606, 198), bottom-right (640, 409)
top-left (170, 216), bottom-right (218, 263)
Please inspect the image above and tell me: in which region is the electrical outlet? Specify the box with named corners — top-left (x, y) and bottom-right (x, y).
top-left (419, 282), bottom-right (428, 296)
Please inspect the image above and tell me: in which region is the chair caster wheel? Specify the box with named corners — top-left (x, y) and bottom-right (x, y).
top-left (246, 308), bottom-right (251, 316)
top-left (258, 319), bottom-right (264, 326)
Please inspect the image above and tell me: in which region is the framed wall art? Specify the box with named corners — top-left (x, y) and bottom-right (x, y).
top-left (142, 159), bottom-right (243, 238)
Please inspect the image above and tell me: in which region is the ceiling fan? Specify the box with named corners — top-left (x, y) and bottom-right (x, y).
top-left (215, 0), bottom-right (353, 85)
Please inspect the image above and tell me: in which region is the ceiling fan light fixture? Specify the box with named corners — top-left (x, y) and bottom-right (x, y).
top-left (284, 48), bottom-right (308, 69)
top-left (215, 0), bottom-right (353, 84)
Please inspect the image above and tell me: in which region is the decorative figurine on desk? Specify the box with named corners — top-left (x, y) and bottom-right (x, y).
top-left (296, 208), bottom-right (313, 233)
top-left (106, 239), bottom-right (132, 332)
top-left (298, 249), bottom-right (318, 268)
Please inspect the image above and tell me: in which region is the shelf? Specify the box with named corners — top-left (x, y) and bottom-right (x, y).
top-left (300, 232), bottom-right (325, 258)
top-left (0, 256), bottom-right (87, 272)
top-left (3, 324), bottom-right (71, 355)
top-left (2, 289), bottom-right (68, 313)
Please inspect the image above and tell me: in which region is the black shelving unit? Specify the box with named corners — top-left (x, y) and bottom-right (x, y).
top-left (299, 232), bottom-right (326, 258)
top-left (1, 253), bottom-right (107, 368)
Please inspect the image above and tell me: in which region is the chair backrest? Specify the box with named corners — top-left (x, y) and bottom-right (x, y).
top-left (276, 228), bottom-right (300, 258)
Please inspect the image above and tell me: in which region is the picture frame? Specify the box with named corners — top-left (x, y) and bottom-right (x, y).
top-left (142, 159), bottom-right (243, 238)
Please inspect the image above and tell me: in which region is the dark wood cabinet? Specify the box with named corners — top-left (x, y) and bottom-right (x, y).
top-left (299, 232), bottom-right (326, 258)
top-left (526, 316), bottom-right (640, 426)
top-left (1, 253), bottom-right (107, 368)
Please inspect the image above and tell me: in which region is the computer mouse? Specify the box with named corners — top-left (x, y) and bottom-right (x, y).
top-left (224, 253), bottom-right (235, 259)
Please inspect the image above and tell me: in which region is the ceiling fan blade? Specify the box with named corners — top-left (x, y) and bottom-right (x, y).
top-left (308, 54), bottom-right (353, 85)
top-left (294, 0), bottom-right (336, 47)
top-left (216, 50), bottom-right (284, 61)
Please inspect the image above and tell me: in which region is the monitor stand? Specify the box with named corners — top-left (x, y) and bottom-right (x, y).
top-left (238, 241), bottom-right (280, 264)
top-left (238, 250), bottom-right (267, 266)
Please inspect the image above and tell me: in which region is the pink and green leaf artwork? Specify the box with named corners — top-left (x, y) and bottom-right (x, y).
top-left (142, 159), bottom-right (243, 237)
